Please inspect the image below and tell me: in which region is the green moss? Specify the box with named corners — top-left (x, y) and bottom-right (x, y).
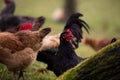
top-left (57, 40), bottom-right (120, 80)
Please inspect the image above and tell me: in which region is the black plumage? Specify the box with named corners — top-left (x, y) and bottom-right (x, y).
top-left (0, 0), bottom-right (15, 16)
top-left (0, 15), bottom-right (45, 32)
top-left (37, 13), bottom-right (90, 76)
top-left (64, 13), bottom-right (89, 48)
top-left (0, 0), bottom-right (45, 32)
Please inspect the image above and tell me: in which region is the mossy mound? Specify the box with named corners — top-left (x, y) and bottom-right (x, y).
top-left (57, 40), bottom-right (120, 80)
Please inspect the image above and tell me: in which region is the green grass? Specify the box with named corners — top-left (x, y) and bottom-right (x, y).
top-left (0, 0), bottom-right (120, 80)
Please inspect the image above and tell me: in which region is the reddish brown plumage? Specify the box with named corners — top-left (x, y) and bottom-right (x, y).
top-left (83, 36), bottom-right (117, 51)
top-left (0, 28), bottom-right (51, 79)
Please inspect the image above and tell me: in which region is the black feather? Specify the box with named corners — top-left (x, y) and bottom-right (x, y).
top-left (64, 13), bottom-right (90, 48)
top-left (0, 0), bottom-right (15, 16)
top-left (0, 15), bottom-right (45, 32)
top-left (37, 13), bottom-right (88, 76)
top-left (0, 0), bottom-right (45, 32)
top-left (0, 15), bottom-right (21, 31)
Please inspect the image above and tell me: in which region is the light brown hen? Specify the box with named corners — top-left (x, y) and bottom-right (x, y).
top-left (0, 28), bottom-right (51, 79)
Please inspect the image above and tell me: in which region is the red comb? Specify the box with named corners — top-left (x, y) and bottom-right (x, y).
top-left (19, 22), bottom-right (32, 31)
top-left (65, 29), bottom-right (72, 41)
top-left (66, 29), bottom-right (72, 35)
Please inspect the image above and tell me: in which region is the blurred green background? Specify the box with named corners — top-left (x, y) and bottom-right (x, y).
top-left (0, 0), bottom-right (120, 80)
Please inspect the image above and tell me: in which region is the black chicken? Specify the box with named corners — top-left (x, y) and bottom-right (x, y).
top-left (0, 0), bottom-right (15, 16)
top-left (0, 15), bottom-right (45, 32)
top-left (37, 13), bottom-right (90, 76)
top-left (0, 0), bottom-right (45, 32)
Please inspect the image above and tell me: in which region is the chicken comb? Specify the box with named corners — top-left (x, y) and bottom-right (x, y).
top-left (19, 22), bottom-right (32, 31)
top-left (64, 29), bottom-right (72, 41)
top-left (66, 29), bottom-right (72, 35)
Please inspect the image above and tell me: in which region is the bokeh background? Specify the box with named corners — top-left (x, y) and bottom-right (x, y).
top-left (0, 0), bottom-right (120, 80)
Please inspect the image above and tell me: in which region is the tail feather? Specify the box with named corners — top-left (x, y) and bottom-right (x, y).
top-left (78, 19), bottom-right (90, 33)
top-left (32, 16), bottom-right (45, 31)
top-left (64, 13), bottom-right (90, 48)
top-left (68, 13), bottom-right (83, 20)
top-left (38, 28), bottom-right (51, 39)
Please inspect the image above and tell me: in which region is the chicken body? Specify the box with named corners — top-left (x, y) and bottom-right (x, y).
top-left (0, 27), bottom-right (51, 51)
top-left (37, 30), bottom-right (84, 76)
top-left (37, 13), bottom-right (89, 76)
top-left (83, 37), bottom-right (111, 51)
top-left (50, 34), bottom-right (84, 76)
top-left (0, 15), bottom-right (45, 32)
top-left (0, 47), bottom-right (36, 72)
top-left (0, 28), bottom-right (51, 78)
top-left (83, 37), bottom-right (119, 51)
top-left (0, 0), bottom-right (45, 32)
